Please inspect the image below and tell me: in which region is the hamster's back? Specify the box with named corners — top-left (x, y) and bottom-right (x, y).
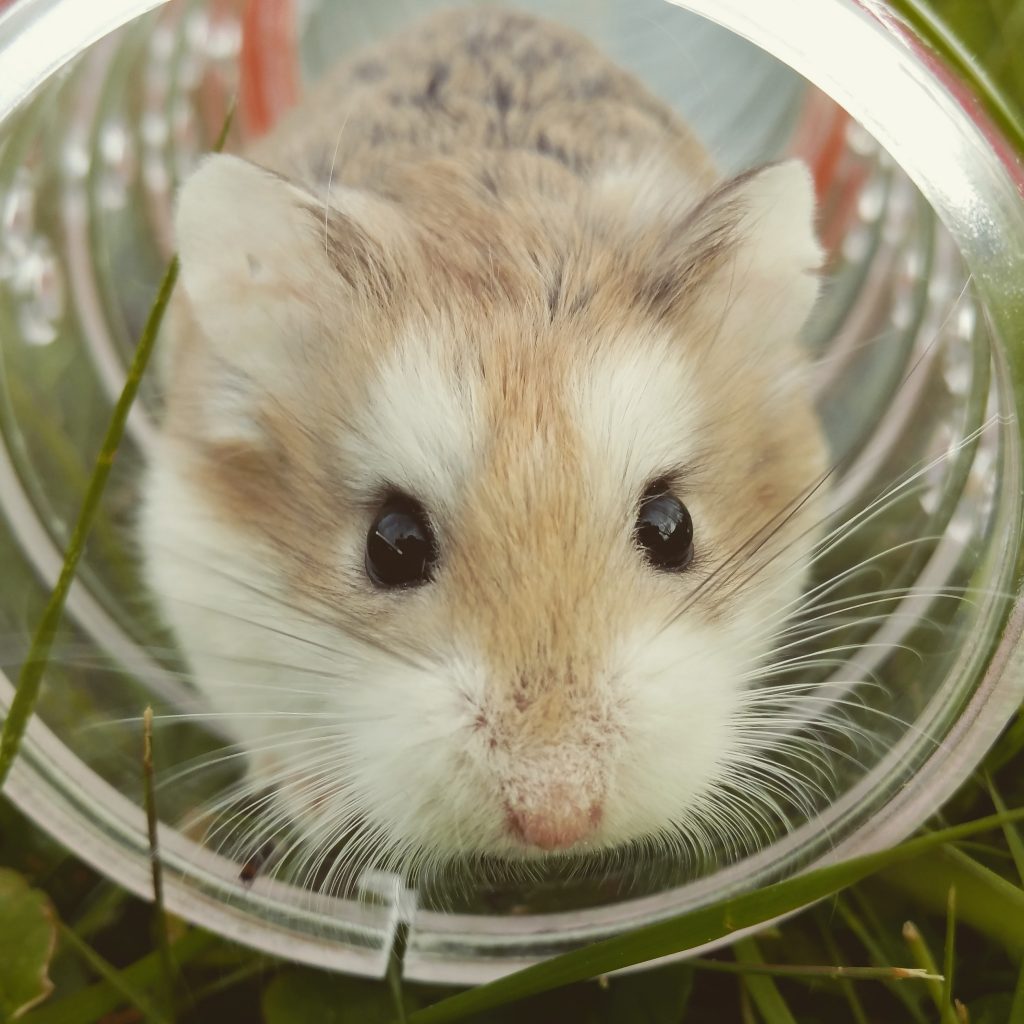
top-left (247, 7), bottom-right (715, 195)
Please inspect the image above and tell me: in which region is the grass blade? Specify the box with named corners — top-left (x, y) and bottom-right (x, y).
top-left (838, 897), bottom-right (927, 1023)
top-left (985, 772), bottom-right (1024, 884)
top-left (57, 924), bottom-right (170, 1024)
top-left (986, 712), bottom-right (1024, 773)
top-left (819, 917), bottom-right (870, 1024)
top-left (387, 923), bottom-right (410, 1024)
top-left (181, 961), bottom-right (269, 1010)
top-left (733, 937), bottom-right (797, 1024)
top-left (1011, 955), bottom-right (1024, 1024)
top-left (902, 920), bottom-right (944, 1013)
top-left (691, 957), bottom-right (939, 983)
top-left (0, 99), bottom-right (235, 792)
top-left (739, 984), bottom-right (757, 1024)
top-left (879, 846), bottom-right (1024, 954)
top-left (942, 887), bottom-right (957, 1024)
top-left (0, 256), bottom-right (178, 790)
top-left (20, 929), bottom-right (216, 1024)
top-left (405, 808), bottom-right (1024, 1024)
top-left (143, 706), bottom-right (175, 1022)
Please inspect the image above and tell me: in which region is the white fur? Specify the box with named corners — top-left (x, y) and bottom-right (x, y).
top-left (176, 155), bottom-right (324, 382)
top-left (593, 155), bottom-right (709, 226)
top-left (340, 325), bottom-right (483, 515)
top-left (718, 160), bottom-right (823, 358)
top-left (143, 154), bottom-right (825, 878)
top-left (570, 327), bottom-right (705, 495)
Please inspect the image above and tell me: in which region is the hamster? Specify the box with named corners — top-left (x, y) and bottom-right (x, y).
top-left (141, 7), bottom-right (827, 878)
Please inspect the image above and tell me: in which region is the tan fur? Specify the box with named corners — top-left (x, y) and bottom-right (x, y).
top-left (153, 7), bottom-right (828, 856)
top-left (247, 8), bottom-right (714, 190)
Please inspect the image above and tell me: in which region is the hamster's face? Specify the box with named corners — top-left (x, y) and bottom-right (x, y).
top-left (143, 154), bottom-right (827, 874)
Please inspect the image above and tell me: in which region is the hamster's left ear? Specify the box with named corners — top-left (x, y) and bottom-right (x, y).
top-left (727, 159), bottom-right (823, 284)
top-left (689, 160), bottom-right (823, 349)
top-left (637, 159), bottom-right (823, 354)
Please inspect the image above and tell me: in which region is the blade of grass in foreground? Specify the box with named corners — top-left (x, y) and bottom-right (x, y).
top-left (879, 845), bottom-right (1024, 952)
top-left (0, 254), bottom-right (178, 790)
top-left (840, 897), bottom-right (927, 1023)
top-left (1011, 955), bottom-right (1024, 1024)
top-left (902, 920), bottom-right (944, 1014)
top-left (404, 807), bottom-right (1024, 1024)
top-left (143, 706), bottom-right (175, 1023)
top-left (986, 772), bottom-right (1024, 884)
top-left (20, 929), bottom-right (217, 1024)
top-left (0, 103), bottom-right (234, 791)
top-left (57, 924), bottom-right (170, 1024)
top-left (941, 887), bottom-right (957, 1024)
top-left (733, 937), bottom-right (797, 1024)
top-left (818, 920), bottom-right (870, 1024)
top-left (689, 959), bottom-right (940, 983)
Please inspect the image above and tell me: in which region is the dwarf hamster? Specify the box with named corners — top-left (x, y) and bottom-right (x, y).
top-left (141, 7), bottom-right (827, 876)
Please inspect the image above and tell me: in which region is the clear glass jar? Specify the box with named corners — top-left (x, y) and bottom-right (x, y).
top-left (0, 0), bottom-right (1022, 984)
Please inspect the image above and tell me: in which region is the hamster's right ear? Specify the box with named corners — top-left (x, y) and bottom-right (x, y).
top-left (177, 154), bottom-right (321, 380)
top-left (175, 154), bottom-right (400, 382)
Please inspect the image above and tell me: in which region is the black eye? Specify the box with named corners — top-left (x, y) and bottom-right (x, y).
top-left (365, 495), bottom-right (438, 588)
top-left (635, 485), bottom-right (694, 572)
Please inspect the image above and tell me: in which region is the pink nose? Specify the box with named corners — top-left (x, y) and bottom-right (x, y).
top-left (507, 795), bottom-right (603, 851)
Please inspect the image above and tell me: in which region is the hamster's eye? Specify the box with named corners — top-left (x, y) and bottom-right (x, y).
top-left (365, 495), bottom-right (438, 588)
top-left (635, 485), bottom-right (694, 572)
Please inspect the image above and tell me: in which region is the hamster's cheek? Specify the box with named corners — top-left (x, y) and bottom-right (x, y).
top-left (319, 659), bottom-right (513, 856)
top-left (601, 623), bottom-right (749, 847)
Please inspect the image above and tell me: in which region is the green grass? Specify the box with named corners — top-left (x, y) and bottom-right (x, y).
top-left (2, 2), bottom-right (1024, 1022)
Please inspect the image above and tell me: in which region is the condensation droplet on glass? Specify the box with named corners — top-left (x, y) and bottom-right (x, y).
top-left (141, 111), bottom-right (170, 149)
top-left (901, 246), bottom-right (924, 282)
top-left (959, 429), bottom-right (998, 538)
top-left (941, 300), bottom-right (976, 396)
top-left (956, 299), bottom-right (977, 340)
top-left (19, 307), bottom-right (59, 347)
top-left (844, 119), bottom-right (877, 158)
top-left (185, 10), bottom-right (211, 51)
top-left (919, 422), bottom-right (955, 515)
top-left (17, 255), bottom-right (62, 344)
top-left (12, 237), bottom-right (65, 332)
top-left (2, 172), bottom-right (35, 240)
top-left (883, 187), bottom-right (916, 248)
top-left (100, 122), bottom-right (133, 171)
top-left (62, 138), bottom-right (91, 181)
top-left (857, 176), bottom-right (886, 223)
top-left (97, 122), bottom-right (136, 209)
top-left (205, 18), bottom-right (242, 62)
top-left (891, 291), bottom-right (915, 331)
top-left (150, 24), bottom-right (175, 63)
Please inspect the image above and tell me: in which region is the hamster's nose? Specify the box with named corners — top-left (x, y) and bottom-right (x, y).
top-left (506, 787), bottom-right (603, 851)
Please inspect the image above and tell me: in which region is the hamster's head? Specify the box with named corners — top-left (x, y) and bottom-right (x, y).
top-left (142, 152), bottom-right (827, 876)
